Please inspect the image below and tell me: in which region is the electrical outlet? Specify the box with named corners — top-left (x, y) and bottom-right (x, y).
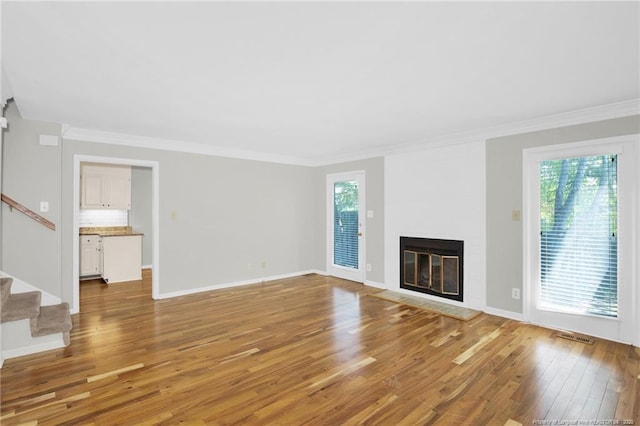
top-left (512, 288), bottom-right (521, 300)
top-left (366, 263), bottom-right (372, 272)
top-left (40, 201), bottom-right (49, 213)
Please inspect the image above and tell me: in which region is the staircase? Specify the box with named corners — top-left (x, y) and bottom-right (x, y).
top-left (1, 276), bottom-right (72, 365)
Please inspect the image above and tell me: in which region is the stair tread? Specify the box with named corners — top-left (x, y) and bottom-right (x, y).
top-left (32, 303), bottom-right (72, 335)
top-left (1, 291), bottom-right (41, 322)
top-left (32, 303), bottom-right (73, 335)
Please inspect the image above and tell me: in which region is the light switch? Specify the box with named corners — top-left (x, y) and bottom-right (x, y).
top-left (40, 201), bottom-right (49, 213)
top-left (367, 210), bottom-right (374, 218)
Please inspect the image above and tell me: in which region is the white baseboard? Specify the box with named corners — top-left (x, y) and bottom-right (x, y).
top-left (155, 270), bottom-right (324, 300)
top-left (2, 338), bottom-right (66, 362)
top-left (142, 265), bottom-right (153, 270)
top-left (1, 320), bottom-right (66, 364)
top-left (364, 279), bottom-right (386, 289)
top-left (483, 306), bottom-right (524, 322)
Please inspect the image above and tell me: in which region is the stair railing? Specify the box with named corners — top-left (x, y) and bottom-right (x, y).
top-left (1, 194), bottom-right (56, 231)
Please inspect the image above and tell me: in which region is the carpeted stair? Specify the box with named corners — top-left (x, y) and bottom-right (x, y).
top-left (0, 277), bottom-right (72, 346)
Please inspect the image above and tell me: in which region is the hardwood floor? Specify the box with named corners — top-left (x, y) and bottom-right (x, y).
top-left (1, 272), bottom-right (638, 425)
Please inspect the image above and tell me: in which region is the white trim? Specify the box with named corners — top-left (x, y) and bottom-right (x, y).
top-left (362, 99), bottom-right (640, 162)
top-left (527, 319), bottom-right (630, 346)
top-left (635, 138), bottom-right (640, 347)
top-left (522, 134), bottom-right (639, 345)
top-left (62, 100), bottom-right (639, 167)
top-left (326, 171), bottom-right (366, 283)
top-left (142, 265), bottom-right (153, 270)
top-left (72, 155), bottom-right (160, 314)
top-left (1, 337), bottom-right (66, 361)
top-left (364, 279), bottom-right (386, 289)
top-left (483, 307), bottom-right (524, 322)
top-left (155, 270), bottom-right (323, 300)
top-left (63, 127), bottom-right (315, 167)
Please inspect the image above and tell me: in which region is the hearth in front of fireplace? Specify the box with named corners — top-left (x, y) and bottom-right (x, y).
top-left (400, 237), bottom-right (464, 302)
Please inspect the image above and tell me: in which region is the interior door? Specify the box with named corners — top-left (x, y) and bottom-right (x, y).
top-left (327, 171), bottom-right (365, 283)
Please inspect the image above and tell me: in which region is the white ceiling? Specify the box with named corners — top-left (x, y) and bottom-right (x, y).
top-left (2, 1), bottom-right (639, 165)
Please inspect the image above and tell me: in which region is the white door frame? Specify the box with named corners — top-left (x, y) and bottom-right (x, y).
top-left (72, 154), bottom-right (160, 314)
top-left (326, 171), bottom-right (366, 283)
top-left (522, 135), bottom-right (638, 345)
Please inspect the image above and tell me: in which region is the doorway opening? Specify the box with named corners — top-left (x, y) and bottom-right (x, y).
top-left (72, 155), bottom-right (159, 314)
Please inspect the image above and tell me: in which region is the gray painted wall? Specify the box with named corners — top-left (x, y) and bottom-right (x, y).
top-left (60, 139), bottom-right (317, 305)
top-left (6, 97), bottom-right (635, 319)
top-left (4, 104), bottom-right (381, 308)
top-left (1, 102), bottom-right (62, 296)
top-left (486, 115), bottom-right (640, 313)
top-left (315, 157), bottom-right (385, 284)
top-left (130, 166), bottom-right (153, 266)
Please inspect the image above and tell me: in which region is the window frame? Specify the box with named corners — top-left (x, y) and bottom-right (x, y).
top-left (522, 136), bottom-right (637, 344)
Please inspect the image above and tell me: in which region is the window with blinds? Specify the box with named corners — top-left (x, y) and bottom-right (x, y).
top-left (333, 180), bottom-right (359, 269)
top-left (539, 154), bottom-right (618, 318)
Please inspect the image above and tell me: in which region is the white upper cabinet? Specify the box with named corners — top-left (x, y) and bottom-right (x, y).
top-left (81, 163), bottom-right (132, 209)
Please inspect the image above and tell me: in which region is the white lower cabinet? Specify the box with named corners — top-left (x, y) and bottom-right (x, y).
top-left (101, 235), bottom-right (142, 283)
top-left (80, 235), bottom-right (102, 277)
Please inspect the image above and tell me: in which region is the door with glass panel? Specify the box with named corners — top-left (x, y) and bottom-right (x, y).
top-left (327, 172), bottom-right (365, 283)
top-left (524, 139), bottom-right (635, 343)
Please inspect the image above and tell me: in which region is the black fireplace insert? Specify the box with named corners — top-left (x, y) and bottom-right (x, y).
top-left (400, 236), bottom-right (464, 302)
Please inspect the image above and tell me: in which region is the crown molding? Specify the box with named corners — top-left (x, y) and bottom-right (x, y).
top-left (482, 98), bottom-right (640, 140)
top-left (62, 99), bottom-right (639, 167)
top-left (315, 98), bottom-right (640, 165)
top-left (62, 127), bottom-right (317, 167)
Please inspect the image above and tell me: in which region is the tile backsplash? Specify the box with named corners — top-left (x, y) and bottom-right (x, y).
top-left (79, 209), bottom-right (128, 227)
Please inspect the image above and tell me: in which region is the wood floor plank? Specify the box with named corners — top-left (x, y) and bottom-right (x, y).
top-left (1, 273), bottom-right (638, 425)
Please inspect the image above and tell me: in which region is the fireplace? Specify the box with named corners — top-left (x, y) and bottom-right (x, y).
top-left (400, 237), bottom-right (464, 302)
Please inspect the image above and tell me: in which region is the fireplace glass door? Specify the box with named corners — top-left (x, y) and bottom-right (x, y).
top-left (400, 237), bottom-right (464, 302)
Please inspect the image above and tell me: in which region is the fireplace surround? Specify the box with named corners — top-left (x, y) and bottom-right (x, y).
top-left (400, 236), bottom-right (464, 302)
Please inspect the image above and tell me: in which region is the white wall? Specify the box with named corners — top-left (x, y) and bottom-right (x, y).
top-left (384, 140), bottom-right (486, 310)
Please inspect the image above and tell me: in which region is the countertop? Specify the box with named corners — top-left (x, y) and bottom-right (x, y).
top-left (79, 226), bottom-right (144, 237)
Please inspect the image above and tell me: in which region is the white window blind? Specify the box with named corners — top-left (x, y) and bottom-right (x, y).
top-left (539, 154), bottom-right (617, 318)
top-left (333, 181), bottom-right (359, 269)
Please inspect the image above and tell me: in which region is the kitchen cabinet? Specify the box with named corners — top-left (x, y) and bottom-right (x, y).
top-left (101, 235), bottom-right (142, 283)
top-left (81, 163), bottom-right (132, 209)
top-left (80, 235), bottom-right (102, 277)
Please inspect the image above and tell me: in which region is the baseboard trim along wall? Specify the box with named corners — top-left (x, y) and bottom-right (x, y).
top-left (483, 306), bottom-right (524, 322)
top-left (363, 279), bottom-right (386, 289)
top-left (1, 334), bottom-right (66, 362)
top-left (156, 270), bottom-right (326, 300)
top-left (154, 269), bottom-right (533, 329)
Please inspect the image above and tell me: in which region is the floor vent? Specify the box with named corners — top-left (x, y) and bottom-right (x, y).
top-left (555, 332), bottom-right (595, 345)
